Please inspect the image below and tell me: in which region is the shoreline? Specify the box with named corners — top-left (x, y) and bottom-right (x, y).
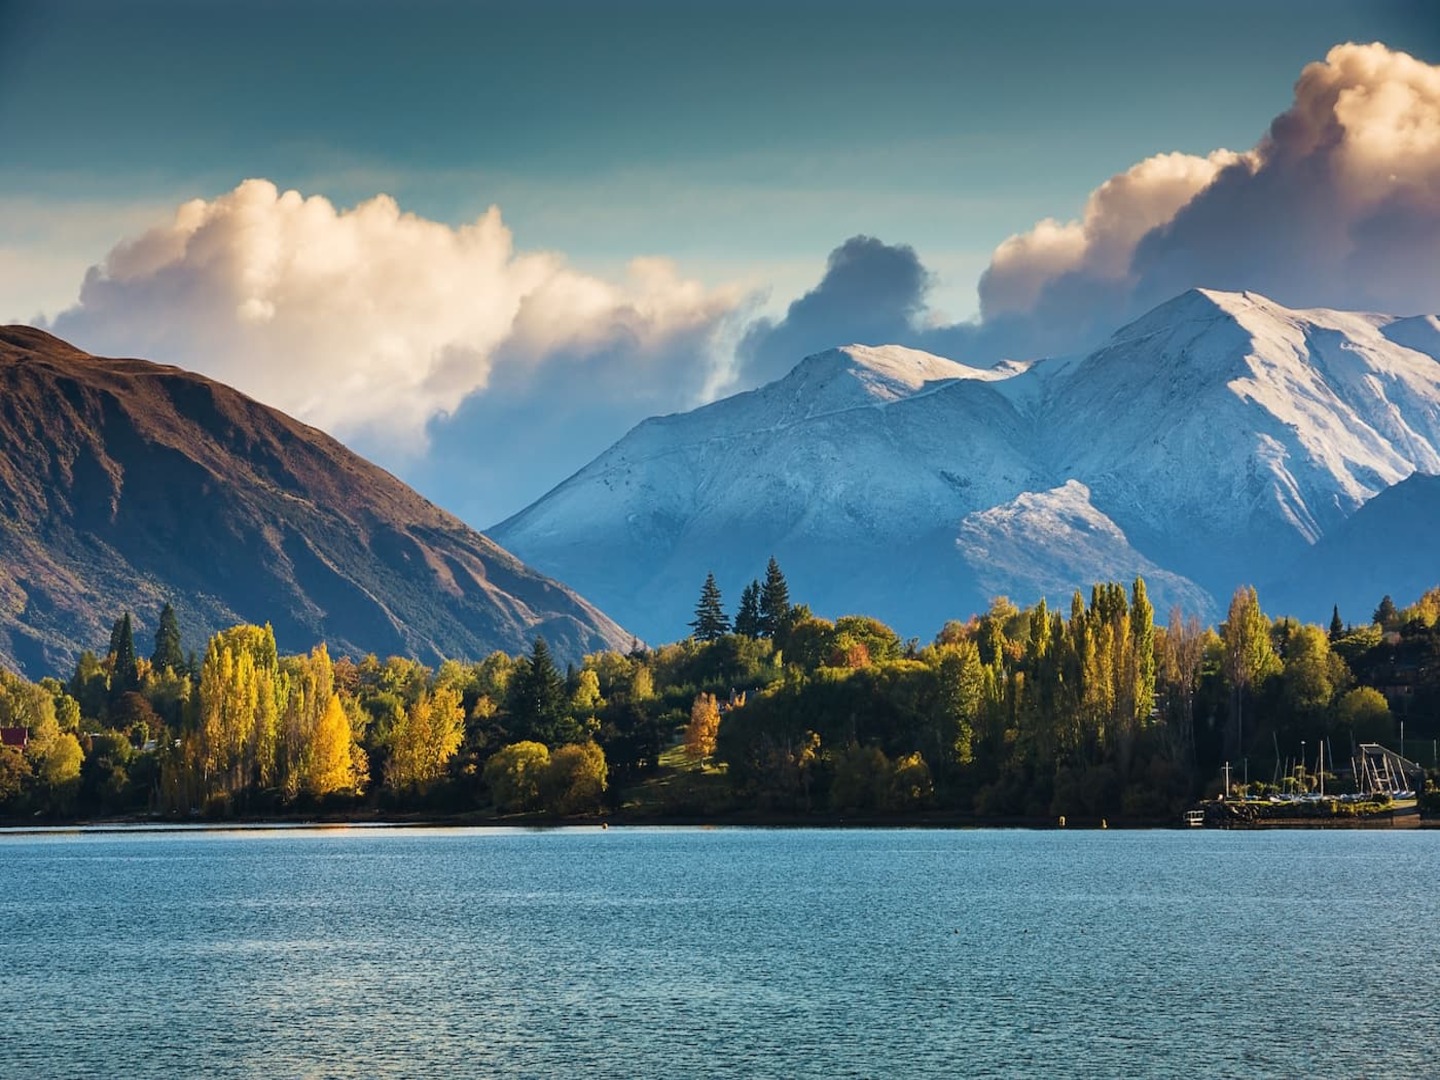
top-left (4, 807), bottom-right (1436, 835)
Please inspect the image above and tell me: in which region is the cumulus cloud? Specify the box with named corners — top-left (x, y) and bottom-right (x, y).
top-left (49, 179), bottom-right (744, 458)
top-left (753, 44), bottom-right (1440, 368)
top-left (962, 42), bottom-right (1440, 359)
top-left (736, 236), bottom-right (930, 385)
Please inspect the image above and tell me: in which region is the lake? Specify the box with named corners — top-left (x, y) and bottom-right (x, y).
top-left (1, 826), bottom-right (1436, 1078)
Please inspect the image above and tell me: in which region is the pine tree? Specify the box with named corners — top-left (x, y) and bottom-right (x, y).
top-left (508, 637), bottom-right (569, 744)
top-left (1373, 595), bottom-right (1398, 629)
top-left (734, 580), bottom-right (762, 638)
top-left (757, 557), bottom-right (791, 639)
top-left (1329, 605), bottom-right (1344, 641)
top-left (690, 572), bottom-right (730, 643)
top-left (151, 603), bottom-right (184, 673)
top-left (108, 612), bottom-right (140, 700)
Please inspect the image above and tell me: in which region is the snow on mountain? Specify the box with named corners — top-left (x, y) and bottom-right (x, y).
top-left (491, 290), bottom-right (1440, 641)
top-left (956, 481), bottom-right (1214, 618)
top-left (1043, 288), bottom-right (1440, 587)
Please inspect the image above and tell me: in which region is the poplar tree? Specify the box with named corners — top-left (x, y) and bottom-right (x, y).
top-left (685, 692), bottom-right (721, 761)
top-left (1130, 577), bottom-right (1156, 726)
top-left (690, 572), bottom-right (730, 643)
top-left (1221, 586), bottom-right (1278, 757)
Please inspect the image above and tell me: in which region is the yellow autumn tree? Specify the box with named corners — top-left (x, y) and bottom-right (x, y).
top-left (540, 741), bottom-right (608, 815)
top-left (308, 692), bottom-right (361, 797)
top-left (279, 644), bottom-right (335, 801)
top-left (385, 686), bottom-right (464, 792)
top-left (483, 740), bottom-right (551, 812)
top-left (685, 692), bottom-right (721, 761)
top-left (197, 624), bottom-right (284, 803)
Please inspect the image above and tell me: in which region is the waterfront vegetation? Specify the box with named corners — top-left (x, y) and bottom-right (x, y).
top-left (2, 567), bottom-right (1439, 824)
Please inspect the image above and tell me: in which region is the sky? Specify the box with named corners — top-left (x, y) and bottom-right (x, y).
top-left (1, 0), bottom-right (1438, 525)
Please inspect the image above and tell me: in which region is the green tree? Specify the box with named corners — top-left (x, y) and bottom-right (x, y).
top-left (690, 572), bottom-right (731, 643)
top-left (758, 557), bottom-right (791, 638)
top-left (734, 580), bottom-right (763, 638)
top-left (1130, 577), bottom-right (1156, 727)
top-left (1373, 594), bottom-right (1399, 629)
top-left (1221, 586), bottom-right (1278, 756)
top-left (483, 740), bottom-right (551, 812)
top-left (933, 641), bottom-right (984, 765)
top-left (1281, 623), bottom-right (1346, 719)
top-left (1329, 604), bottom-right (1344, 641)
top-left (108, 612), bottom-right (140, 702)
top-left (1334, 687), bottom-right (1393, 743)
top-left (508, 637), bottom-right (572, 744)
top-left (151, 603), bottom-right (184, 673)
top-left (540, 741), bottom-right (608, 815)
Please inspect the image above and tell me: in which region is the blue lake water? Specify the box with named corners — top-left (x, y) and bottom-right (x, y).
top-left (1, 826), bottom-right (1437, 1078)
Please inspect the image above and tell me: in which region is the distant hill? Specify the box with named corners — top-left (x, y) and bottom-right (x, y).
top-left (1267, 471), bottom-right (1440, 624)
top-left (492, 290), bottom-right (1440, 639)
top-left (0, 326), bottom-right (630, 677)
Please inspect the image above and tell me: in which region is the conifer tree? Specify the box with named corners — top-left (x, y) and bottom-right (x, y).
top-left (508, 637), bottom-right (569, 744)
top-left (1373, 595), bottom-right (1398, 629)
top-left (734, 580), bottom-right (762, 638)
top-left (690, 572), bottom-right (730, 643)
top-left (151, 603), bottom-right (184, 674)
top-left (758, 557), bottom-right (791, 638)
top-left (1329, 605), bottom-right (1344, 641)
top-left (108, 613), bottom-right (140, 701)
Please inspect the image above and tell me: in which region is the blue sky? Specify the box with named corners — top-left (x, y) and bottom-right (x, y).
top-left (1, 0), bottom-right (1438, 523)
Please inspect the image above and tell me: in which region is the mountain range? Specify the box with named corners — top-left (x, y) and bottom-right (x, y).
top-left (0, 326), bottom-right (630, 678)
top-left (491, 289), bottom-right (1440, 640)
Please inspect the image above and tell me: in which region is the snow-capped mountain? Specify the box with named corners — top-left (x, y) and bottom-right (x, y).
top-left (490, 289), bottom-right (1440, 641)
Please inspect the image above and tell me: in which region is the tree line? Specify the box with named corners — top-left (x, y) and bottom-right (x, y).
top-left (1, 562), bottom-right (1437, 822)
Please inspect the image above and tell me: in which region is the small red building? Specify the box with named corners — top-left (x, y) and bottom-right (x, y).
top-left (0, 727), bottom-right (28, 750)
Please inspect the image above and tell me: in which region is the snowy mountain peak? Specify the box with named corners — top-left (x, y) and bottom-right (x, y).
top-left (492, 288), bottom-right (1440, 642)
top-left (783, 343), bottom-right (998, 407)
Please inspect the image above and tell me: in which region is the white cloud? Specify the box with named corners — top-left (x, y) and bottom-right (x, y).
top-left (965, 42), bottom-right (1440, 358)
top-left (49, 179), bottom-right (744, 453)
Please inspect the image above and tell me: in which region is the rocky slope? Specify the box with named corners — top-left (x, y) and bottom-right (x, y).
top-left (0, 326), bottom-right (630, 677)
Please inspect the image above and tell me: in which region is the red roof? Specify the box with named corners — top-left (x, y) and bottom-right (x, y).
top-left (0, 727), bottom-right (27, 748)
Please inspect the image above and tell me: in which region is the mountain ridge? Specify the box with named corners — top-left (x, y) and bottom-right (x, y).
top-left (0, 325), bottom-right (631, 676)
top-left (492, 289), bottom-right (1440, 640)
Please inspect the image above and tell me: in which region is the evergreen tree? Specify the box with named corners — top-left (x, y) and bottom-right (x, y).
top-left (690, 572), bottom-right (730, 643)
top-left (508, 637), bottom-right (570, 744)
top-left (108, 613), bottom-right (140, 701)
top-left (1373, 595), bottom-right (1399, 629)
top-left (734, 580), bottom-right (762, 638)
top-left (757, 557), bottom-right (791, 638)
top-left (1329, 605), bottom-right (1344, 641)
top-left (151, 603), bottom-right (184, 673)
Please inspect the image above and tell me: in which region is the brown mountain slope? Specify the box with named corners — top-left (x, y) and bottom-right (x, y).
top-left (0, 326), bottom-right (631, 677)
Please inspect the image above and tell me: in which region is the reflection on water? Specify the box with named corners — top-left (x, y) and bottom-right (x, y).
top-left (2, 827), bottom-right (1437, 1078)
